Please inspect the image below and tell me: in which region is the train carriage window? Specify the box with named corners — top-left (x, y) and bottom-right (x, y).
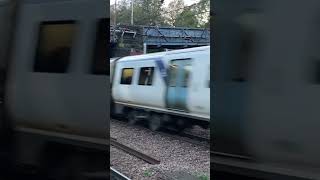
top-left (92, 18), bottom-right (108, 75)
top-left (316, 61), bottom-right (320, 84)
top-left (168, 64), bottom-right (178, 87)
top-left (232, 29), bottom-right (254, 81)
top-left (182, 64), bottom-right (191, 87)
top-left (34, 21), bottom-right (76, 73)
top-left (138, 67), bottom-right (154, 86)
top-left (208, 67), bottom-right (210, 88)
top-left (231, 11), bottom-right (258, 82)
top-left (120, 68), bottom-right (134, 84)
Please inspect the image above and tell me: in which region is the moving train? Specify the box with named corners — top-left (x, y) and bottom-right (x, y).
top-left (213, 0), bottom-right (320, 179)
top-left (110, 46), bottom-right (210, 131)
top-left (0, 0), bottom-right (108, 178)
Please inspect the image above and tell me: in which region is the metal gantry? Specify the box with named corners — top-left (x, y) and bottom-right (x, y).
top-left (143, 26), bottom-right (210, 47)
top-left (110, 25), bottom-right (209, 46)
top-left (110, 25), bottom-right (138, 44)
top-left (110, 24), bottom-right (210, 57)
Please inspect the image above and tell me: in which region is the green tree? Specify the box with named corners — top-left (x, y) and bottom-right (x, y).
top-left (194, 0), bottom-right (210, 28)
top-left (134, 0), bottom-right (167, 26)
top-left (164, 0), bottom-right (185, 26)
top-left (116, 0), bottom-right (132, 25)
top-left (111, 0), bottom-right (167, 26)
top-left (163, 0), bottom-right (210, 28)
top-left (174, 8), bottom-right (199, 27)
top-left (111, 0), bottom-right (210, 28)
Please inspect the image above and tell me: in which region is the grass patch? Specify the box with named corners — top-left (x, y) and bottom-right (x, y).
top-left (143, 169), bottom-right (152, 177)
top-left (198, 174), bottom-right (209, 180)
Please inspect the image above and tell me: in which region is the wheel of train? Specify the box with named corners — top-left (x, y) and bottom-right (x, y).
top-left (175, 118), bottom-right (187, 132)
top-left (149, 113), bottom-right (163, 131)
top-left (127, 110), bottom-right (138, 125)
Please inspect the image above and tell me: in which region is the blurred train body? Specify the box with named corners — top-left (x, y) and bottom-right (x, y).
top-left (213, 0), bottom-right (320, 179)
top-left (0, 0), bottom-right (108, 177)
top-left (111, 46), bottom-right (210, 131)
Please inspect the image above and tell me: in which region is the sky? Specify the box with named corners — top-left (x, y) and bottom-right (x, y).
top-left (110, 0), bottom-right (200, 7)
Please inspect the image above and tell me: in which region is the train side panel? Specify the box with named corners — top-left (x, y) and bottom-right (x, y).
top-left (187, 50), bottom-right (210, 118)
top-left (112, 56), bottom-right (166, 109)
top-left (213, 0), bottom-right (320, 179)
top-left (0, 0), bottom-right (14, 71)
top-left (247, 0), bottom-right (320, 175)
top-left (112, 47), bottom-right (210, 121)
top-left (5, 0), bottom-right (108, 141)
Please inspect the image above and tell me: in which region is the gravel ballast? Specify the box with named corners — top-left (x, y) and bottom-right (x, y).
top-left (110, 119), bottom-right (210, 180)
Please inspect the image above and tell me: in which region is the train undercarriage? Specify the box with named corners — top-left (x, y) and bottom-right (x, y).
top-left (111, 103), bottom-right (209, 132)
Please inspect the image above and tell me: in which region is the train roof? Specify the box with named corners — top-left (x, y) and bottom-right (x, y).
top-left (117, 46), bottom-right (210, 63)
top-left (110, 57), bottom-right (119, 62)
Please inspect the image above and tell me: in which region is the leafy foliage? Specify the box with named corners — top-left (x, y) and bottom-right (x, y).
top-left (110, 0), bottom-right (210, 28)
top-left (143, 169), bottom-right (152, 177)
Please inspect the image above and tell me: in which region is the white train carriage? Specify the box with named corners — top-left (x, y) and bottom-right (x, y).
top-left (111, 46), bottom-right (210, 131)
top-left (6, 0), bottom-right (108, 141)
top-left (1, 0), bottom-right (109, 176)
top-left (213, 0), bottom-right (320, 179)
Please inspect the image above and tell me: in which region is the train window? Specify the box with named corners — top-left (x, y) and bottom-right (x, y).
top-left (316, 61), bottom-right (320, 84)
top-left (208, 67), bottom-right (210, 88)
top-left (168, 64), bottom-right (178, 87)
top-left (91, 18), bottom-right (108, 75)
top-left (231, 12), bottom-right (258, 82)
top-left (34, 21), bottom-right (76, 73)
top-left (120, 68), bottom-right (134, 84)
top-left (138, 67), bottom-right (154, 86)
top-left (182, 64), bottom-right (191, 87)
top-left (232, 30), bottom-right (254, 81)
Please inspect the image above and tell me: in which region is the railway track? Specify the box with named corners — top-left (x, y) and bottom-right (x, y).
top-left (110, 138), bottom-right (160, 165)
top-left (111, 118), bottom-right (210, 148)
top-left (177, 131), bottom-right (210, 148)
top-left (110, 167), bottom-right (131, 180)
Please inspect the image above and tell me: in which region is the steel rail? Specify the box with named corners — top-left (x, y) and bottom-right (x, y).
top-left (110, 167), bottom-right (131, 180)
top-left (110, 138), bottom-right (160, 165)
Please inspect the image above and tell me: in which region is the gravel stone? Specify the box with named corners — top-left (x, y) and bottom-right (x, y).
top-left (110, 119), bottom-right (210, 180)
top-left (185, 125), bottom-right (210, 140)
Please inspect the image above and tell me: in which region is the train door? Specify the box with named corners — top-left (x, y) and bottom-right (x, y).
top-left (247, 0), bottom-right (320, 170)
top-left (213, 0), bottom-right (260, 158)
top-left (166, 59), bottom-right (192, 111)
top-left (187, 50), bottom-right (210, 118)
